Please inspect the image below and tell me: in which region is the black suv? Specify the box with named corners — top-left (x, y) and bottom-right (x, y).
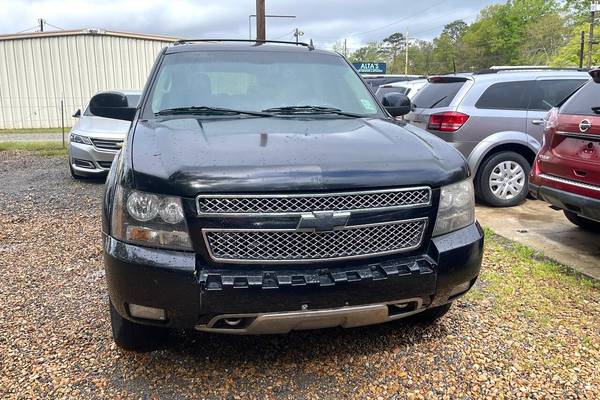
top-left (96, 40), bottom-right (483, 351)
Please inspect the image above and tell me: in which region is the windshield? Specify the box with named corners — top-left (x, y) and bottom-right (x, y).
top-left (144, 50), bottom-right (381, 117)
top-left (85, 94), bottom-right (140, 116)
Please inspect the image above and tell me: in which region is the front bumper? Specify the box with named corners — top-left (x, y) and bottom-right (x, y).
top-left (529, 182), bottom-right (600, 222)
top-left (104, 222), bottom-right (484, 334)
top-left (69, 142), bottom-right (118, 176)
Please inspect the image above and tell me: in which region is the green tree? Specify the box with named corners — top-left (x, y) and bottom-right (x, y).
top-left (348, 41), bottom-right (385, 63)
top-left (552, 22), bottom-right (600, 66)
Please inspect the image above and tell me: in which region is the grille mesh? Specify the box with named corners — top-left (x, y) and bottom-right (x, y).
top-left (204, 219), bottom-right (427, 263)
top-left (91, 138), bottom-right (122, 151)
top-left (197, 188), bottom-right (430, 215)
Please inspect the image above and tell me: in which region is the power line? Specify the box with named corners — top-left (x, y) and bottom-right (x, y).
top-left (15, 25), bottom-right (39, 34)
top-left (44, 22), bottom-right (64, 31)
top-left (343, 0), bottom-right (449, 38)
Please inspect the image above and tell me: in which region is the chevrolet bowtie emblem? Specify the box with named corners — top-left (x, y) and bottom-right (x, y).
top-left (296, 211), bottom-right (351, 232)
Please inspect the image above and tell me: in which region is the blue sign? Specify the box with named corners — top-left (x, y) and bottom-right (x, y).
top-left (352, 62), bottom-right (387, 74)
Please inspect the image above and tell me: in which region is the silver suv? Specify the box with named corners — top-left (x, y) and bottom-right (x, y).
top-left (406, 69), bottom-right (590, 207)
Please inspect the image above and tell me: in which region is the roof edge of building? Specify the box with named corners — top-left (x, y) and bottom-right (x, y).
top-left (0, 28), bottom-right (178, 42)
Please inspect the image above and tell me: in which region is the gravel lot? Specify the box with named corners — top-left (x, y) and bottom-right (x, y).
top-left (1, 151), bottom-right (599, 399)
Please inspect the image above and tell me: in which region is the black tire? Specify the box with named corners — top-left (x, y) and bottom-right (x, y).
top-left (69, 161), bottom-right (84, 180)
top-left (109, 301), bottom-right (169, 352)
top-left (408, 303), bottom-right (452, 324)
top-left (563, 210), bottom-right (600, 232)
top-left (476, 151), bottom-right (530, 207)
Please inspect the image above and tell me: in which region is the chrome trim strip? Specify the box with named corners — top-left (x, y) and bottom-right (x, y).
top-left (556, 130), bottom-right (600, 141)
top-left (195, 186), bottom-right (433, 217)
top-left (195, 298), bottom-right (425, 334)
top-left (539, 174), bottom-right (600, 192)
top-left (201, 217), bottom-right (428, 264)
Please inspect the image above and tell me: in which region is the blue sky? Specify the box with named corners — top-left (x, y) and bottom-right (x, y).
top-left (2, 0), bottom-right (506, 49)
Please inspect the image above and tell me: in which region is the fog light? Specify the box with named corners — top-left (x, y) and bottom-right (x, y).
top-left (449, 281), bottom-right (472, 297)
top-left (128, 304), bottom-right (166, 321)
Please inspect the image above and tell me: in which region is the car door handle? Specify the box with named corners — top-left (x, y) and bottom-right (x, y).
top-left (531, 119), bottom-right (545, 126)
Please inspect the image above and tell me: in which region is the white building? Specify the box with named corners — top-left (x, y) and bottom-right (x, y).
top-left (0, 29), bottom-right (176, 129)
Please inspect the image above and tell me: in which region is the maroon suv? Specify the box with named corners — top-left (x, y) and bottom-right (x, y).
top-left (530, 68), bottom-right (600, 230)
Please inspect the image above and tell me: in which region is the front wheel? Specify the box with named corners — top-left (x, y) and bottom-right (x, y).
top-left (109, 301), bottom-right (170, 352)
top-left (477, 151), bottom-right (530, 207)
top-left (563, 210), bottom-right (600, 232)
top-left (408, 303), bottom-right (452, 324)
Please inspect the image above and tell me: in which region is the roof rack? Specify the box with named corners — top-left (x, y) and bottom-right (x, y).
top-left (474, 67), bottom-right (589, 75)
top-left (173, 38), bottom-right (315, 50)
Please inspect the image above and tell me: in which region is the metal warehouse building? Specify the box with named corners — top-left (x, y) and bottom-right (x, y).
top-left (0, 29), bottom-right (176, 129)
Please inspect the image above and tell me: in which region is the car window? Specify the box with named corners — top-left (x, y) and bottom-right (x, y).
top-left (84, 94), bottom-right (140, 117)
top-left (475, 81), bottom-right (532, 110)
top-left (560, 81), bottom-right (600, 116)
top-left (146, 50), bottom-right (382, 117)
top-left (126, 94), bottom-right (141, 107)
top-left (411, 81), bottom-right (466, 109)
top-left (528, 79), bottom-right (587, 111)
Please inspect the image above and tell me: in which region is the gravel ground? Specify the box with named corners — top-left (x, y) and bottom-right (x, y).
top-left (1, 151), bottom-right (599, 399)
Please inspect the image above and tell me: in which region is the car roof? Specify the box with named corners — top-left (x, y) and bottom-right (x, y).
top-left (471, 70), bottom-right (591, 83)
top-left (386, 79), bottom-right (428, 88)
top-left (165, 42), bottom-right (336, 56)
top-left (95, 89), bottom-right (142, 96)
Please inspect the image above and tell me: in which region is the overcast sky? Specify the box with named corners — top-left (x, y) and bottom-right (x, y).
top-left (2, 0), bottom-right (506, 50)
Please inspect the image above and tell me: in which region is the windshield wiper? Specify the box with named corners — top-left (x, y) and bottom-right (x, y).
top-left (155, 106), bottom-right (273, 117)
top-left (262, 106), bottom-right (365, 118)
top-left (428, 96), bottom-right (448, 108)
top-left (592, 106), bottom-right (600, 115)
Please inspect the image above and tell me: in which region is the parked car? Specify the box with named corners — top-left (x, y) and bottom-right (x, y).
top-left (68, 90), bottom-right (141, 179)
top-left (375, 79), bottom-right (428, 101)
top-left (362, 74), bottom-right (423, 91)
top-left (96, 39), bottom-right (483, 352)
top-left (405, 69), bottom-right (590, 207)
top-left (529, 68), bottom-right (600, 230)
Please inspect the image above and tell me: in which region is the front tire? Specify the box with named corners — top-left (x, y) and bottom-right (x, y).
top-left (109, 301), bottom-right (169, 352)
top-left (477, 151), bottom-right (530, 207)
top-left (69, 161), bottom-right (85, 180)
top-left (408, 303), bottom-right (452, 324)
top-left (563, 210), bottom-right (600, 232)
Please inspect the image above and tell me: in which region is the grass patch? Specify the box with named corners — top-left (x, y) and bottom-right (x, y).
top-left (0, 127), bottom-right (70, 135)
top-left (467, 229), bottom-right (599, 321)
top-left (0, 140), bottom-right (67, 156)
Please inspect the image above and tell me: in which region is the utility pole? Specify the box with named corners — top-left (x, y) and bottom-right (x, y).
top-left (405, 29), bottom-right (409, 76)
top-left (256, 0), bottom-right (265, 41)
top-left (293, 28), bottom-right (304, 44)
top-left (580, 30), bottom-right (586, 69)
top-left (343, 38), bottom-right (347, 57)
top-left (38, 18), bottom-right (45, 32)
top-left (589, 2), bottom-right (598, 68)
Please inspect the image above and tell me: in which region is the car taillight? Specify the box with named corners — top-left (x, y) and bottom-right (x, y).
top-left (542, 107), bottom-right (559, 148)
top-left (427, 112), bottom-right (470, 132)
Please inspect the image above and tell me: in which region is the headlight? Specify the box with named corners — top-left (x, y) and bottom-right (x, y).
top-left (111, 187), bottom-right (193, 251)
top-left (433, 179), bottom-right (475, 236)
top-left (70, 133), bottom-right (93, 145)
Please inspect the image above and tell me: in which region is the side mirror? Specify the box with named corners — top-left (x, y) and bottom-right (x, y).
top-left (72, 109), bottom-right (81, 118)
top-left (382, 93), bottom-right (411, 117)
top-left (89, 92), bottom-right (136, 121)
top-left (590, 68), bottom-right (600, 83)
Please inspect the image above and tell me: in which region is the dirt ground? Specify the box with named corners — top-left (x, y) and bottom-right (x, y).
top-left (1, 151), bottom-right (598, 399)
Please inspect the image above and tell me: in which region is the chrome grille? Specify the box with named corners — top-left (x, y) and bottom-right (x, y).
top-left (197, 187), bottom-right (431, 215)
top-left (91, 138), bottom-right (122, 151)
top-left (203, 219), bottom-right (427, 264)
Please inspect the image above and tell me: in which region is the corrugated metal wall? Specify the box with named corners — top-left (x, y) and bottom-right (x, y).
top-left (0, 33), bottom-right (172, 129)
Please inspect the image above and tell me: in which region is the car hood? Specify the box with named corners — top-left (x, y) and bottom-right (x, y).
top-left (74, 115), bottom-right (131, 139)
top-left (130, 117), bottom-right (469, 196)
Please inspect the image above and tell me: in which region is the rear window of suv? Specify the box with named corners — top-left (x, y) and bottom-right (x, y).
top-left (560, 81), bottom-right (600, 116)
top-left (411, 79), bottom-right (466, 109)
